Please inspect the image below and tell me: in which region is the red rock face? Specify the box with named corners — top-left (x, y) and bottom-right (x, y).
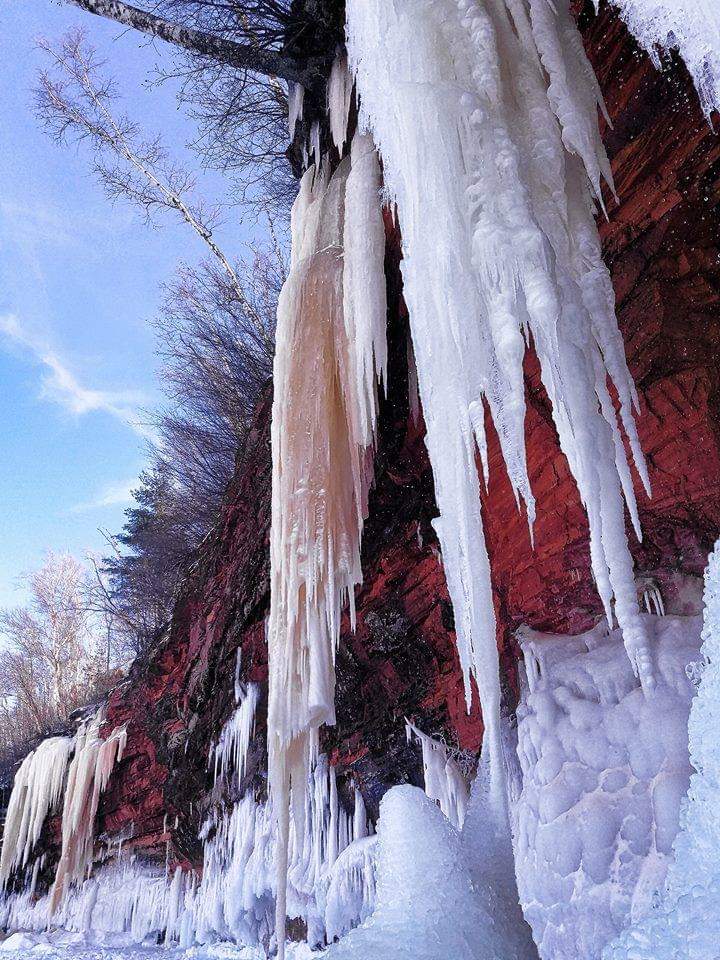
top-left (96, 4), bottom-right (720, 863)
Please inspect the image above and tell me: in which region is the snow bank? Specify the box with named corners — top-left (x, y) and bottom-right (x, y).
top-left (514, 611), bottom-right (703, 959)
top-left (604, 542), bottom-right (720, 960)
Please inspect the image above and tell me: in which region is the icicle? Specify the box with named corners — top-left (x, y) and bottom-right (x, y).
top-left (352, 788), bottom-right (368, 842)
top-left (288, 82), bottom-right (305, 140)
top-left (342, 131), bottom-right (388, 461)
top-left (48, 713), bottom-right (127, 915)
top-left (641, 580), bottom-right (665, 617)
top-left (327, 54), bottom-right (354, 153)
top-left (0, 736), bottom-right (73, 889)
top-left (406, 722), bottom-right (469, 830)
top-left (211, 682), bottom-right (259, 788)
top-left (346, 0), bottom-right (654, 808)
top-left (267, 132), bottom-right (387, 957)
top-left (309, 120), bottom-right (321, 165)
top-left (324, 834), bottom-right (378, 943)
top-left (603, 0), bottom-right (720, 120)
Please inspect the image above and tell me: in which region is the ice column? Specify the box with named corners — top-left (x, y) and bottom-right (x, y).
top-left (0, 736), bottom-right (73, 890)
top-left (267, 129), bottom-right (386, 957)
top-left (346, 0), bottom-right (652, 806)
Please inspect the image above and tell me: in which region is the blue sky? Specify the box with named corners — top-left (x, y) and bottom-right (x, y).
top-left (0, 1), bottom-right (261, 606)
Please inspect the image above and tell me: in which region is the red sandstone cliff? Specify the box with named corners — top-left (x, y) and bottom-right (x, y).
top-left (95, 3), bottom-right (720, 869)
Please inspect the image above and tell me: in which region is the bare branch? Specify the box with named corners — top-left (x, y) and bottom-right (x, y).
top-left (36, 32), bottom-right (275, 355)
top-left (64, 0), bottom-right (322, 85)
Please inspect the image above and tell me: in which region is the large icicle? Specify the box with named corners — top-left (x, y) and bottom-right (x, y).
top-left (48, 713), bottom-right (127, 915)
top-left (267, 129), bottom-right (386, 958)
top-left (346, 0), bottom-right (652, 806)
top-left (327, 55), bottom-right (354, 154)
top-left (0, 737), bottom-right (73, 890)
top-left (604, 0), bottom-right (720, 120)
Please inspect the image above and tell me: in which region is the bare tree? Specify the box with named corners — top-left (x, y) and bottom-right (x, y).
top-left (53, 0), bottom-right (343, 204)
top-left (63, 0), bottom-right (325, 85)
top-left (36, 31), bottom-right (275, 355)
top-left (152, 228), bottom-right (284, 509)
top-left (34, 32), bottom-right (286, 662)
top-left (0, 554), bottom-right (114, 761)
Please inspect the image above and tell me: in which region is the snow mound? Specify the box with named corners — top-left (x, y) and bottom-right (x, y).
top-left (323, 785), bottom-right (534, 960)
top-left (514, 612), bottom-right (703, 959)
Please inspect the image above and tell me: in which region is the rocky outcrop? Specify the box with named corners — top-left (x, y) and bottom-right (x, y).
top-left (96, 2), bottom-right (720, 868)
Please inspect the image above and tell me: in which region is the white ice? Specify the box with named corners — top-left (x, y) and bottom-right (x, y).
top-left (514, 610), bottom-right (703, 959)
top-left (604, 0), bottom-right (720, 119)
top-left (267, 129), bottom-right (386, 957)
top-left (405, 721), bottom-right (469, 830)
top-left (604, 541), bottom-right (720, 960)
top-left (346, 0), bottom-right (652, 817)
top-left (0, 736), bottom-right (73, 890)
top-left (211, 683), bottom-right (259, 789)
top-left (322, 783), bottom-right (535, 960)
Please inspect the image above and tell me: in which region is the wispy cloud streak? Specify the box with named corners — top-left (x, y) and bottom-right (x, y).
top-left (69, 478), bottom-right (137, 514)
top-left (0, 313), bottom-right (154, 439)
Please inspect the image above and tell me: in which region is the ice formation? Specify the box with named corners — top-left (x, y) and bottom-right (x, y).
top-left (267, 120), bottom-right (386, 956)
top-left (324, 784), bottom-right (534, 960)
top-left (639, 578), bottom-right (665, 617)
top-left (514, 611), bottom-right (702, 959)
top-left (1, 753), bottom-right (373, 952)
top-left (605, 1), bottom-right (720, 119)
top-left (405, 722), bottom-right (469, 829)
top-left (49, 714), bottom-right (127, 914)
top-left (604, 542), bottom-right (720, 960)
top-left (327, 56), bottom-right (354, 154)
top-left (288, 82), bottom-right (305, 140)
top-left (211, 683), bottom-right (259, 788)
top-left (346, 0), bottom-right (652, 811)
top-left (0, 736), bottom-right (73, 890)
top-left (0, 711), bottom-right (127, 922)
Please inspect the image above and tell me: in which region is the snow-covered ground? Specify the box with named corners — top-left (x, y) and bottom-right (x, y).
top-left (0, 932), bottom-right (318, 960)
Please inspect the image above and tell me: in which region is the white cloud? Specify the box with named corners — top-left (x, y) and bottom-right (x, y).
top-left (0, 313), bottom-right (154, 439)
top-left (69, 478), bottom-right (138, 514)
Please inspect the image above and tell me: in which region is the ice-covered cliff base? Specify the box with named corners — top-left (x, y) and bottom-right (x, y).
top-left (515, 612), bottom-right (702, 959)
top-left (1, 611), bottom-right (709, 960)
